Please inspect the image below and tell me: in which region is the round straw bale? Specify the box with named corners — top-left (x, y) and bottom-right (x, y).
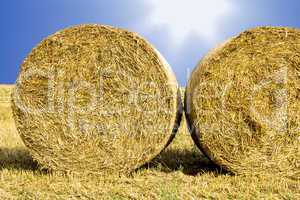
top-left (11, 24), bottom-right (182, 175)
top-left (185, 27), bottom-right (300, 177)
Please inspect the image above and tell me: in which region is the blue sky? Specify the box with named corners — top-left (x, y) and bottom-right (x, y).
top-left (1, 0), bottom-right (300, 85)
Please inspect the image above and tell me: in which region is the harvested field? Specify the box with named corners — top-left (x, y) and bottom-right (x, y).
top-left (1, 85), bottom-right (299, 199)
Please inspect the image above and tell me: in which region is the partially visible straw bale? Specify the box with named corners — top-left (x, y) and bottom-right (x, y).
top-left (186, 27), bottom-right (300, 178)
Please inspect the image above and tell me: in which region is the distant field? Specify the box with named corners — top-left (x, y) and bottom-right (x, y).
top-left (0, 85), bottom-right (299, 199)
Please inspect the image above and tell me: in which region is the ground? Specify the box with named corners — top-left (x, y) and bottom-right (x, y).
top-left (0, 85), bottom-right (299, 199)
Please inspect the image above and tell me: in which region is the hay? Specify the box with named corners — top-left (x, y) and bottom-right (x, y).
top-left (185, 26), bottom-right (300, 177)
top-left (11, 24), bottom-right (182, 175)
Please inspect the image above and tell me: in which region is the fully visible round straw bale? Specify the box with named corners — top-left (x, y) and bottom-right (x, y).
top-left (11, 24), bottom-right (182, 175)
top-left (186, 27), bottom-right (300, 177)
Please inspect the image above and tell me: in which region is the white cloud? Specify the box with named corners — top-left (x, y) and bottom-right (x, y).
top-left (148, 0), bottom-right (233, 45)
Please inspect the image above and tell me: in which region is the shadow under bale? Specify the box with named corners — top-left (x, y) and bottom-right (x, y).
top-left (138, 148), bottom-right (226, 176)
top-left (0, 147), bottom-right (38, 171)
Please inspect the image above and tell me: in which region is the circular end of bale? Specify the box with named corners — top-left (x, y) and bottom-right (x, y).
top-left (12, 24), bottom-right (182, 175)
top-left (186, 26), bottom-right (300, 177)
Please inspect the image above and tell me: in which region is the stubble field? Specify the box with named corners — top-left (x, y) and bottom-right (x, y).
top-left (0, 85), bottom-right (299, 199)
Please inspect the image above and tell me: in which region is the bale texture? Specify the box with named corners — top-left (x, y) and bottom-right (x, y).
top-left (12, 24), bottom-right (182, 175)
top-left (186, 27), bottom-right (300, 177)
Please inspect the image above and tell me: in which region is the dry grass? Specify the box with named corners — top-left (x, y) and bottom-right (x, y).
top-left (11, 24), bottom-right (182, 175)
top-left (1, 85), bottom-right (299, 199)
top-left (186, 27), bottom-right (300, 177)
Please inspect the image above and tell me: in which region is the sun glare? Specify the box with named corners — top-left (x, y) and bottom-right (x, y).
top-left (148, 0), bottom-right (233, 44)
